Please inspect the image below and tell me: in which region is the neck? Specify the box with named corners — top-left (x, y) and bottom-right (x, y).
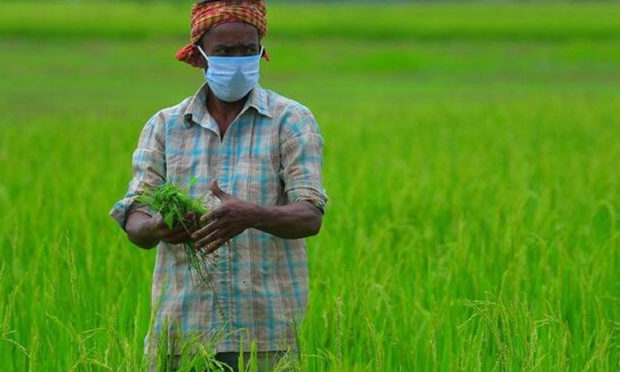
top-left (205, 89), bottom-right (250, 137)
top-left (206, 90), bottom-right (247, 119)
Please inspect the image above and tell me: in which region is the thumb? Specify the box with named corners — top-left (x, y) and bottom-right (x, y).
top-left (209, 179), bottom-right (232, 201)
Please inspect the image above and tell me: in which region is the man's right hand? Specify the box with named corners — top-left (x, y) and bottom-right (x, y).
top-left (147, 212), bottom-right (198, 244)
top-left (125, 210), bottom-right (198, 249)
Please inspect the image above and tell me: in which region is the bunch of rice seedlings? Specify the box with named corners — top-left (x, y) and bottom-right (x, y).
top-left (136, 178), bottom-right (222, 299)
top-left (137, 177), bottom-right (207, 230)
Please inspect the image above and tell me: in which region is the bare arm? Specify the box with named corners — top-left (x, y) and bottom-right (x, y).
top-left (252, 200), bottom-right (322, 239)
top-left (191, 180), bottom-right (323, 254)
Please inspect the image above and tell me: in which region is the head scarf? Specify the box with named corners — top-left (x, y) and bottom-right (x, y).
top-left (175, 0), bottom-right (269, 68)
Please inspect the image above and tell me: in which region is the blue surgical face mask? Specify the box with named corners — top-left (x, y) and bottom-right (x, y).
top-left (196, 45), bottom-right (263, 103)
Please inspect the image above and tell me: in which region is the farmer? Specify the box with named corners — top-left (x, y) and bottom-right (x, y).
top-left (109, 0), bottom-right (328, 370)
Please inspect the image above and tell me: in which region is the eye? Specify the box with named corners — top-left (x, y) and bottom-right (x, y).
top-left (244, 46), bottom-right (258, 56)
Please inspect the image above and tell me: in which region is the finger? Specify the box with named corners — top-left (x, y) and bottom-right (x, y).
top-left (181, 213), bottom-right (195, 226)
top-left (182, 213), bottom-right (199, 230)
top-left (205, 238), bottom-right (226, 255)
top-left (163, 230), bottom-right (191, 244)
top-left (196, 226), bottom-right (235, 250)
top-left (209, 180), bottom-right (232, 201)
top-left (200, 207), bottom-right (226, 224)
top-left (206, 227), bottom-right (238, 251)
top-left (167, 235), bottom-right (188, 245)
top-left (167, 225), bottom-right (192, 237)
top-left (194, 227), bottom-right (228, 249)
top-left (180, 212), bottom-right (202, 230)
top-left (185, 220), bottom-right (200, 234)
top-left (190, 219), bottom-right (224, 241)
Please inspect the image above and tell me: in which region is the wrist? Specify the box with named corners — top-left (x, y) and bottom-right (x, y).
top-left (249, 204), bottom-right (267, 229)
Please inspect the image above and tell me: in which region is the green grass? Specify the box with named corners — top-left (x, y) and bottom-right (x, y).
top-left (0, 1), bottom-right (619, 371)
top-left (1, 1), bottom-right (620, 41)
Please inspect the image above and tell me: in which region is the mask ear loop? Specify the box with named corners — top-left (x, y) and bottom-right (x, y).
top-left (196, 45), bottom-right (209, 63)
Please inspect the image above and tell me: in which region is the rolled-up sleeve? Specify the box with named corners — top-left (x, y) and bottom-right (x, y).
top-left (279, 106), bottom-right (328, 214)
top-left (109, 112), bottom-right (166, 230)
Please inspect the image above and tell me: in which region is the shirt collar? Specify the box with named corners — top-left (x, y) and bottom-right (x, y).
top-left (183, 82), bottom-right (273, 129)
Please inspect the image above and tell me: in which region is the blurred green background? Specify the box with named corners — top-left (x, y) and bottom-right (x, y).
top-left (0, 1), bottom-right (618, 371)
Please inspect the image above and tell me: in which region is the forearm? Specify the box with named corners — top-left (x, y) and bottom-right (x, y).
top-left (252, 200), bottom-right (323, 239)
top-left (125, 210), bottom-right (159, 249)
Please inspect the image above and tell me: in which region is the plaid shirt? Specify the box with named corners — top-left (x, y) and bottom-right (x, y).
top-left (109, 83), bottom-right (328, 357)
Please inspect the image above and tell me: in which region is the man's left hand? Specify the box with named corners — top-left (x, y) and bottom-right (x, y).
top-left (191, 179), bottom-right (258, 254)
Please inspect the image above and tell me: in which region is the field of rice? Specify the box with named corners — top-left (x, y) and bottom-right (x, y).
top-left (0, 1), bottom-right (618, 371)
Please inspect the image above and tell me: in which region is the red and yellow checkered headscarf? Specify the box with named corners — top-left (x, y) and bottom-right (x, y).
top-left (175, 0), bottom-right (269, 68)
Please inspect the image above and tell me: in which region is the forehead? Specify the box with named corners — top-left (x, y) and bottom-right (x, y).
top-left (202, 22), bottom-right (259, 45)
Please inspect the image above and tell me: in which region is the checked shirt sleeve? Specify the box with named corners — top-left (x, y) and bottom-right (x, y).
top-left (279, 105), bottom-right (328, 214)
top-left (109, 113), bottom-right (166, 231)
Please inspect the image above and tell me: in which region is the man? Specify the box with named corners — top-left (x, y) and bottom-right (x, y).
top-left (109, 1), bottom-right (328, 370)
